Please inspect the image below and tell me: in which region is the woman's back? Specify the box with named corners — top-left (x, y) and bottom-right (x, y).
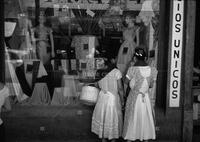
top-left (98, 68), bottom-right (121, 95)
top-left (127, 66), bottom-right (157, 93)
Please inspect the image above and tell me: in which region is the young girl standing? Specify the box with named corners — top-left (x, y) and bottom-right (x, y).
top-left (123, 47), bottom-right (157, 142)
top-left (91, 59), bottom-right (124, 142)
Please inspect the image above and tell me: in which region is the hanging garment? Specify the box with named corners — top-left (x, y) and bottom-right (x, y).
top-left (15, 60), bottom-right (47, 97)
top-left (117, 27), bottom-right (138, 75)
top-left (5, 48), bottom-right (25, 102)
top-left (60, 75), bottom-right (78, 105)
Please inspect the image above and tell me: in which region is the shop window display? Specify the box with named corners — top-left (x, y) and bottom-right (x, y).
top-left (4, 0), bottom-right (160, 107)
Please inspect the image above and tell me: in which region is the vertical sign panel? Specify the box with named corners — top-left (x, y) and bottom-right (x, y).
top-left (169, 0), bottom-right (184, 107)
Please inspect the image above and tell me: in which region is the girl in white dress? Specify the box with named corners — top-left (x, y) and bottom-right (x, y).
top-left (123, 47), bottom-right (158, 142)
top-left (91, 59), bottom-right (125, 142)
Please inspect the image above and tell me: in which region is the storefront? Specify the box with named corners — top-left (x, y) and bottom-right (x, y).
top-left (0, 0), bottom-right (198, 141)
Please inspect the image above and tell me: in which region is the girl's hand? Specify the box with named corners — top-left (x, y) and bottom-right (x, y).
top-left (140, 92), bottom-right (145, 103)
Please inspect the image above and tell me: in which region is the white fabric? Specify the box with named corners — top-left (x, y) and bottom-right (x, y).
top-left (0, 86), bottom-right (9, 124)
top-left (123, 66), bottom-right (157, 141)
top-left (5, 47), bottom-right (24, 102)
top-left (51, 87), bottom-right (69, 105)
top-left (62, 75), bottom-right (77, 97)
top-left (91, 91), bottom-right (123, 139)
top-left (91, 68), bottom-right (123, 139)
top-left (28, 83), bottom-right (51, 105)
top-left (125, 93), bottom-right (155, 141)
top-left (37, 61), bottom-right (48, 78)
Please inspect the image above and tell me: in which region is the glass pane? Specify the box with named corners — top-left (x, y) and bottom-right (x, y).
top-left (4, 0), bottom-right (160, 120)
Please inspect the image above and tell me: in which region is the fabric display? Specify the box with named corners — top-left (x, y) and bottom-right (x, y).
top-left (5, 50), bottom-right (25, 101)
top-left (51, 87), bottom-right (75, 105)
top-left (80, 70), bottom-right (96, 80)
top-left (99, 16), bottom-right (123, 31)
top-left (15, 60), bottom-right (48, 97)
top-left (70, 59), bottom-right (79, 71)
top-left (71, 35), bottom-right (99, 59)
top-left (28, 83), bottom-right (51, 105)
top-left (79, 58), bottom-right (95, 70)
top-left (60, 75), bottom-right (78, 105)
top-left (61, 59), bottom-right (69, 74)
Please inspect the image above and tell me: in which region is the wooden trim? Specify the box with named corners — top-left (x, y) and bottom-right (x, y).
top-left (181, 0), bottom-right (196, 141)
top-left (0, 0), bottom-right (5, 83)
top-left (166, 0), bottom-right (174, 109)
top-left (156, 0), bottom-right (170, 109)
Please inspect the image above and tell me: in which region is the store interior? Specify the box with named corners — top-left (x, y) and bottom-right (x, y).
top-left (3, 0), bottom-right (200, 141)
top-left (4, 0), bottom-right (159, 107)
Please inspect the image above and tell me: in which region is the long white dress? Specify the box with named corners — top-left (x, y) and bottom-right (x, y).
top-left (91, 68), bottom-right (123, 140)
top-left (123, 66), bottom-right (157, 141)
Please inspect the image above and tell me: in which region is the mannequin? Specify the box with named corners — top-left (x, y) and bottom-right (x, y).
top-left (117, 15), bottom-right (140, 76)
top-left (33, 15), bottom-right (55, 63)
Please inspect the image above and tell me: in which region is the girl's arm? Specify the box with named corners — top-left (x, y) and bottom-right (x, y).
top-left (117, 79), bottom-right (125, 108)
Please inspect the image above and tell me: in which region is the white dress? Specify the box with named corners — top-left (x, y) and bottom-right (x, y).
top-left (123, 66), bottom-right (157, 141)
top-left (91, 68), bottom-right (123, 139)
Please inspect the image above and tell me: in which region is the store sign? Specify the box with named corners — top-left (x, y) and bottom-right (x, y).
top-left (169, 0), bottom-right (184, 107)
top-left (51, 0), bottom-right (110, 10)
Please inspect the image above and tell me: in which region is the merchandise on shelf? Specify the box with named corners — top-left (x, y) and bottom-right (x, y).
top-left (71, 35), bottom-right (99, 59)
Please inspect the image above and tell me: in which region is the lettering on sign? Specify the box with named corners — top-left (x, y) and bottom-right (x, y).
top-left (169, 0), bottom-right (184, 107)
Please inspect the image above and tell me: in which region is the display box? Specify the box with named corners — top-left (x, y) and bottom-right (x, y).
top-left (71, 35), bottom-right (99, 59)
top-left (79, 58), bottom-right (95, 70)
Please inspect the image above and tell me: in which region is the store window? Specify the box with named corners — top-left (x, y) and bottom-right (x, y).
top-left (4, 0), bottom-right (160, 106)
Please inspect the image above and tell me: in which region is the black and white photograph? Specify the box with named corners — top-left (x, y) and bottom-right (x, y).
top-left (0, 0), bottom-right (199, 142)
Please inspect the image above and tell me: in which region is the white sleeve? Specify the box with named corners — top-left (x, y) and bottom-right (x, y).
top-left (116, 69), bottom-right (122, 80)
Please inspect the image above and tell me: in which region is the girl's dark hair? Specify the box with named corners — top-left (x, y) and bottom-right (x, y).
top-left (134, 46), bottom-right (146, 60)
